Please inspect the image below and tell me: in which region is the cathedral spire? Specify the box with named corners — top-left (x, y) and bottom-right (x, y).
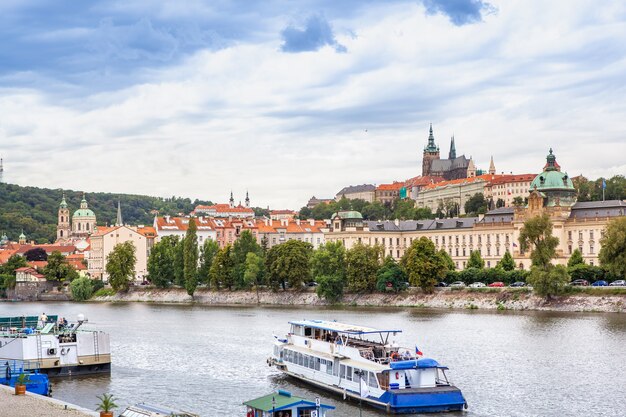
top-left (489, 156), bottom-right (496, 175)
top-left (449, 135), bottom-right (456, 159)
top-left (245, 190), bottom-right (250, 208)
top-left (229, 191), bottom-right (235, 208)
top-left (115, 200), bottom-right (123, 226)
top-left (424, 123), bottom-right (438, 153)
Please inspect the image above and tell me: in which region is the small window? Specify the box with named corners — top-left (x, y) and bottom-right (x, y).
top-left (346, 366), bottom-right (353, 381)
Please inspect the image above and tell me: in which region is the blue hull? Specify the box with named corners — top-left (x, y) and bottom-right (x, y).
top-left (377, 387), bottom-right (467, 413)
top-left (0, 373), bottom-right (51, 396)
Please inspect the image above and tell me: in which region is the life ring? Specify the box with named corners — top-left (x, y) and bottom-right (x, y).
top-left (391, 352), bottom-right (399, 361)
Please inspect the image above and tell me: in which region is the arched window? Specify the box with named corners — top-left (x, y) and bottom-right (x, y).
top-left (78, 223), bottom-right (81, 231)
top-left (60, 216), bottom-right (64, 222)
top-left (60, 230), bottom-right (63, 237)
top-left (86, 223), bottom-right (90, 231)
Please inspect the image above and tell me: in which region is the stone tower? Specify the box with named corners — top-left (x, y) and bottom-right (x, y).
top-left (229, 191), bottom-right (235, 208)
top-left (57, 193), bottom-right (71, 241)
top-left (489, 156), bottom-right (496, 175)
top-left (422, 124), bottom-right (440, 176)
top-left (467, 157), bottom-right (476, 178)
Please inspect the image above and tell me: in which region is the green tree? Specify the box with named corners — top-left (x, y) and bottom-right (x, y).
top-left (361, 201), bottom-right (387, 221)
top-left (527, 264), bottom-right (570, 299)
top-left (392, 199), bottom-right (416, 220)
top-left (183, 219), bottom-right (199, 296)
top-left (466, 250), bottom-right (485, 269)
top-left (310, 241), bottom-right (346, 282)
top-left (147, 236), bottom-right (178, 288)
top-left (496, 250), bottom-right (516, 271)
top-left (173, 237), bottom-right (185, 286)
top-left (376, 256), bottom-right (407, 292)
top-left (70, 276), bottom-right (94, 301)
top-left (231, 230), bottom-right (262, 289)
top-left (519, 214), bottom-right (559, 269)
top-left (401, 237), bottom-right (449, 293)
top-left (198, 239), bottom-right (219, 286)
top-left (438, 249), bottom-right (455, 271)
top-left (266, 240), bottom-right (313, 290)
top-left (345, 243), bottom-right (382, 292)
top-left (496, 198), bottom-right (505, 208)
top-left (209, 245), bottom-right (234, 290)
top-left (464, 193), bottom-right (489, 215)
top-left (599, 217), bottom-right (626, 278)
top-left (43, 251), bottom-right (78, 282)
top-left (0, 255), bottom-right (27, 276)
top-left (106, 241), bottom-right (136, 292)
top-left (298, 206), bottom-right (313, 219)
top-left (316, 274), bottom-right (345, 303)
top-left (567, 248), bottom-right (585, 268)
top-left (512, 196), bottom-right (524, 207)
top-left (243, 252), bottom-right (264, 289)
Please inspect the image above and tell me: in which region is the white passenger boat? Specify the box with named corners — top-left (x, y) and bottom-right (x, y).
top-left (0, 314), bottom-right (111, 377)
top-left (268, 320), bottom-right (467, 414)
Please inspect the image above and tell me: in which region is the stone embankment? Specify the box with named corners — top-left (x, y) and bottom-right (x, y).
top-left (94, 287), bottom-right (625, 313)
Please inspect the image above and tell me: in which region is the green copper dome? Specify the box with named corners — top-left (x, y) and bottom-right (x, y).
top-left (530, 149), bottom-right (574, 191)
top-left (73, 194), bottom-right (96, 217)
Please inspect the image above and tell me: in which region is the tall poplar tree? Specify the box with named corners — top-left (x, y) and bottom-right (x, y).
top-left (183, 219), bottom-right (198, 296)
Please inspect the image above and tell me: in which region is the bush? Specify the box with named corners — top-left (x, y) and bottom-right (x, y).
top-left (316, 274), bottom-right (345, 303)
top-left (93, 288), bottom-right (116, 298)
top-left (91, 279), bottom-right (105, 293)
top-left (444, 270), bottom-right (459, 284)
top-left (568, 264), bottom-right (604, 282)
top-left (70, 277), bottom-right (94, 301)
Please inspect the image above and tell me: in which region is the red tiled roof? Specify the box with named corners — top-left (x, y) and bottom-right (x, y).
top-left (194, 204), bottom-right (254, 214)
top-left (15, 267), bottom-right (45, 279)
top-left (0, 249), bottom-right (17, 264)
top-left (489, 174), bottom-right (536, 185)
top-left (376, 182), bottom-right (405, 191)
top-left (270, 210), bottom-right (296, 215)
top-left (404, 175), bottom-right (446, 187)
top-left (15, 244), bottom-right (76, 255)
top-left (91, 226), bottom-right (120, 237)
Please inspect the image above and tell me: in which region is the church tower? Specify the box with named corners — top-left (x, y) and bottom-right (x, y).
top-left (57, 194), bottom-right (71, 241)
top-left (422, 124), bottom-right (440, 176)
top-left (448, 136), bottom-right (456, 159)
top-left (72, 193), bottom-right (97, 238)
top-left (245, 191), bottom-right (250, 208)
top-left (489, 156), bottom-right (496, 175)
top-left (229, 191), bottom-right (235, 208)
top-left (467, 157), bottom-right (476, 178)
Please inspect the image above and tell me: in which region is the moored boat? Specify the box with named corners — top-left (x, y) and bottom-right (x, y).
top-left (0, 359), bottom-right (51, 396)
top-left (0, 314), bottom-right (111, 377)
top-left (268, 320), bottom-right (467, 414)
top-left (244, 389), bottom-right (335, 417)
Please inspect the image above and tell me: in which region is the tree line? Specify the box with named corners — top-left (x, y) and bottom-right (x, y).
top-left (299, 197), bottom-right (434, 222)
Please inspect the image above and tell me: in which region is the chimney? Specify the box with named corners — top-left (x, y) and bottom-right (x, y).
top-left (394, 219), bottom-right (400, 227)
top-left (309, 219), bottom-right (314, 226)
top-left (296, 219), bottom-right (301, 225)
top-left (165, 215), bottom-right (170, 223)
top-left (270, 219), bottom-right (273, 226)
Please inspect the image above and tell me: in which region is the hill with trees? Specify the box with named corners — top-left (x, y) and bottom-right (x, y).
top-left (0, 182), bottom-right (214, 244)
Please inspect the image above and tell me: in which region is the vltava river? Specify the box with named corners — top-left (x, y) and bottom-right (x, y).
top-left (2, 302), bottom-right (625, 417)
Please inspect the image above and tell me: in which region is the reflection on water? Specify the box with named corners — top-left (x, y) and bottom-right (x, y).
top-left (1, 302), bottom-right (625, 417)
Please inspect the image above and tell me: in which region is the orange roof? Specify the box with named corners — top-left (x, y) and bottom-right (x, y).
top-left (91, 226), bottom-right (120, 237)
top-left (28, 261), bottom-right (48, 270)
top-left (68, 260), bottom-right (87, 271)
top-left (404, 175), bottom-right (446, 187)
top-left (489, 174), bottom-right (536, 185)
top-left (66, 253), bottom-right (84, 260)
top-left (270, 210), bottom-right (296, 215)
top-left (421, 174), bottom-right (497, 190)
top-left (15, 244), bottom-right (76, 255)
top-left (194, 204), bottom-right (254, 214)
top-left (376, 182), bottom-right (405, 191)
top-left (156, 217), bottom-right (215, 232)
top-left (254, 219), bottom-right (326, 234)
top-left (137, 226), bottom-right (157, 237)
top-left (0, 249), bottom-right (17, 264)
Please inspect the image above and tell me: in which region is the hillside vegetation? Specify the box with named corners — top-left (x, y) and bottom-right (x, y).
top-left (0, 182), bottom-right (213, 244)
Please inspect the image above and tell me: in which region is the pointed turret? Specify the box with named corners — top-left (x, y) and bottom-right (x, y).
top-left (245, 190), bottom-right (250, 208)
top-left (19, 230), bottom-right (26, 245)
top-left (467, 157), bottom-right (476, 178)
top-left (115, 200), bottom-right (123, 226)
top-left (229, 191), bottom-right (235, 208)
top-left (448, 135), bottom-right (456, 159)
top-left (424, 123), bottom-right (438, 152)
top-left (489, 156), bottom-right (496, 175)
top-left (60, 193), bottom-right (68, 209)
top-left (543, 148), bottom-right (561, 172)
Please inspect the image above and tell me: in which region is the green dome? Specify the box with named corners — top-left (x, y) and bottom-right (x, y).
top-left (530, 170), bottom-right (574, 191)
top-left (73, 208), bottom-right (96, 217)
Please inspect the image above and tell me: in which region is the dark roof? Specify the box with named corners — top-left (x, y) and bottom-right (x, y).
top-left (570, 200), bottom-right (626, 219)
top-left (336, 184), bottom-right (376, 196)
top-left (366, 217), bottom-right (478, 232)
top-left (430, 155), bottom-right (470, 173)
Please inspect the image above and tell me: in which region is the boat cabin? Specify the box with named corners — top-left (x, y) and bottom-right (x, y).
top-left (243, 390), bottom-right (334, 417)
top-left (121, 403), bottom-right (199, 417)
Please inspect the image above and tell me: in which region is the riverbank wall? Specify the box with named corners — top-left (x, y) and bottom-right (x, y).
top-left (94, 287), bottom-right (626, 313)
top-left (0, 384), bottom-right (98, 417)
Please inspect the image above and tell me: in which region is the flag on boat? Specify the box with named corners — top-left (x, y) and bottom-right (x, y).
top-left (360, 376), bottom-right (370, 398)
top-left (415, 345), bottom-right (423, 356)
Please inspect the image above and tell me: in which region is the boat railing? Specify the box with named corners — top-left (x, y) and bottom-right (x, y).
top-left (0, 358), bottom-right (42, 376)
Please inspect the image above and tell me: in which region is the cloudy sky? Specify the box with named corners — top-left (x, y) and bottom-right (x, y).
top-left (1, 0), bottom-right (625, 209)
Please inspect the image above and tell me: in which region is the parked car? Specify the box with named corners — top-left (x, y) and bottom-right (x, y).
top-left (450, 281), bottom-right (466, 288)
top-left (510, 282), bottom-right (526, 287)
top-left (436, 282), bottom-right (448, 287)
top-left (469, 282), bottom-right (486, 288)
top-left (610, 280), bottom-right (626, 287)
top-left (488, 282), bottom-right (505, 288)
top-left (591, 280), bottom-right (608, 287)
top-left (307, 281), bottom-right (319, 287)
top-left (570, 279), bottom-right (589, 286)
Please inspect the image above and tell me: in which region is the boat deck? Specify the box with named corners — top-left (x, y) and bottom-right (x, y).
top-left (391, 385), bottom-right (461, 394)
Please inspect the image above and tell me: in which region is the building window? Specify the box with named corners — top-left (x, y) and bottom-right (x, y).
top-left (496, 247), bottom-right (500, 256)
top-left (579, 231), bottom-right (583, 240)
top-left (590, 231), bottom-right (594, 240)
top-left (462, 261), bottom-right (466, 268)
top-left (455, 236), bottom-right (459, 244)
top-left (487, 247), bottom-right (491, 256)
top-left (568, 245), bottom-right (572, 254)
top-left (487, 261), bottom-right (491, 267)
top-left (579, 246), bottom-right (583, 254)
top-left (396, 250), bottom-right (400, 258)
top-left (375, 238), bottom-right (378, 244)
top-left (568, 231), bottom-right (572, 240)
top-left (469, 236), bottom-right (473, 244)
top-left (590, 245), bottom-right (594, 254)
top-left (442, 237), bottom-right (445, 244)
top-left (396, 238), bottom-right (400, 245)
top-left (462, 248), bottom-right (466, 256)
top-left (455, 248), bottom-right (459, 256)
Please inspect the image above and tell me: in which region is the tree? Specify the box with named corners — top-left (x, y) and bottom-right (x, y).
top-left (43, 251), bottom-right (78, 282)
top-left (466, 250), bottom-right (485, 269)
top-left (376, 256), bottom-right (407, 292)
top-left (438, 249), bottom-right (455, 271)
top-left (599, 217), bottom-right (626, 278)
top-left (183, 219), bottom-right (198, 296)
top-left (0, 255), bottom-right (27, 276)
top-left (567, 248), bottom-right (585, 268)
top-left (173, 237), bottom-right (185, 286)
top-left (311, 241), bottom-right (346, 282)
top-left (243, 252), bottom-right (264, 289)
top-left (106, 241), bottom-right (136, 292)
top-left (299, 206), bottom-right (313, 219)
top-left (24, 247), bottom-right (48, 262)
top-left (231, 230), bottom-right (262, 289)
top-left (401, 237), bottom-right (449, 293)
top-left (70, 277), bottom-right (94, 301)
top-left (266, 240), bottom-right (313, 290)
top-left (198, 239), bottom-right (219, 286)
top-left (519, 214), bottom-right (559, 269)
top-left (147, 236), bottom-right (178, 288)
top-left (527, 264), bottom-right (570, 299)
top-left (316, 274), bottom-right (345, 303)
top-left (345, 243), bottom-right (382, 292)
top-left (512, 196), bottom-right (524, 207)
top-left (464, 193), bottom-right (489, 215)
top-left (209, 245), bottom-right (234, 290)
top-left (392, 199), bottom-right (416, 220)
top-left (496, 198), bottom-right (505, 209)
top-left (496, 250), bottom-right (516, 271)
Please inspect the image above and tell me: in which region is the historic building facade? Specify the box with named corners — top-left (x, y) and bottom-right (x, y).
top-left (421, 125), bottom-right (476, 180)
top-left (56, 193), bottom-right (97, 243)
top-left (326, 150), bottom-right (625, 269)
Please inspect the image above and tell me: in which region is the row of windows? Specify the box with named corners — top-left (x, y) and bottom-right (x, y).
top-left (283, 349), bottom-right (379, 389)
top-left (568, 230), bottom-right (602, 241)
top-left (568, 244), bottom-right (595, 256)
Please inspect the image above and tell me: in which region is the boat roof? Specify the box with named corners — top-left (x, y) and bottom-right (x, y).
top-left (122, 403), bottom-right (199, 417)
top-left (289, 319), bottom-right (402, 335)
top-left (244, 391), bottom-right (335, 412)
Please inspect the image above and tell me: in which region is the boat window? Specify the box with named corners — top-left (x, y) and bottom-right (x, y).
top-left (346, 366), bottom-right (353, 381)
top-left (326, 361), bottom-right (333, 375)
top-left (304, 355), bottom-right (310, 368)
top-left (377, 372), bottom-right (389, 390)
top-left (368, 372), bottom-right (379, 388)
top-left (340, 364), bottom-right (346, 378)
top-left (315, 357), bottom-right (321, 371)
top-left (298, 353), bottom-right (304, 366)
top-left (304, 327), bottom-right (312, 337)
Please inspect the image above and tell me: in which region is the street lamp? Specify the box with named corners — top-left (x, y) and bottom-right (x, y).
top-left (272, 396), bottom-right (276, 416)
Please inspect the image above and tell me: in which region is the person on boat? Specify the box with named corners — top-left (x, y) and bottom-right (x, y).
top-left (39, 313), bottom-right (48, 328)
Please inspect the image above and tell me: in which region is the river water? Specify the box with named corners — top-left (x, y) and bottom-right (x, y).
top-left (1, 302), bottom-right (625, 417)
